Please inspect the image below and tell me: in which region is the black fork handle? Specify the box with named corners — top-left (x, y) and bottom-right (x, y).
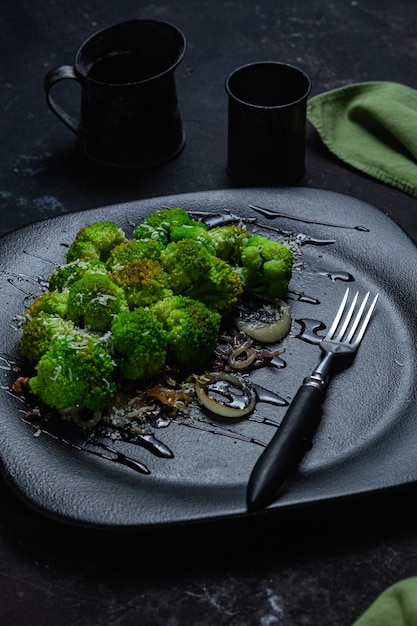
top-left (246, 382), bottom-right (325, 511)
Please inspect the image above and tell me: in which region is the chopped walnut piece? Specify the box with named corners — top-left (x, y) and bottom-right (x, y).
top-left (12, 376), bottom-right (30, 393)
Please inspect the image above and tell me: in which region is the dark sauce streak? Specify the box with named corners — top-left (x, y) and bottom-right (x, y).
top-left (316, 270), bottom-right (354, 282)
top-left (251, 383), bottom-right (287, 406)
top-left (249, 414), bottom-right (281, 428)
top-left (23, 418), bottom-right (152, 475)
top-left (295, 319), bottom-right (326, 345)
top-left (6, 280), bottom-right (33, 298)
top-left (1, 354), bottom-right (17, 369)
top-left (249, 222), bottom-right (336, 246)
top-left (22, 249), bottom-right (60, 266)
top-left (250, 204), bottom-right (369, 232)
top-left (3, 270), bottom-right (48, 299)
top-left (8, 391), bottom-right (28, 406)
top-left (289, 290), bottom-right (320, 305)
top-left (295, 233), bottom-right (336, 246)
top-left (154, 415), bottom-right (171, 428)
top-left (83, 440), bottom-right (151, 474)
top-left (6, 276), bottom-right (46, 297)
top-left (270, 355), bottom-right (286, 368)
top-left (175, 413), bottom-right (269, 447)
top-left (100, 426), bottom-right (174, 459)
top-left (192, 210), bottom-right (257, 228)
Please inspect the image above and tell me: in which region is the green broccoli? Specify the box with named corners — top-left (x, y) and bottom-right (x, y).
top-left (28, 331), bottom-right (117, 411)
top-left (132, 207), bottom-right (194, 245)
top-left (160, 238), bottom-right (243, 313)
top-left (105, 239), bottom-right (164, 271)
top-left (169, 222), bottom-right (216, 253)
top-left (66, 221), bottom-right (126, 263)
top-left (48, 259), bottom-right (108, 292)
top-left (131, 222), bottom-right (170, 245)
top-left (151, 295), bottom-right (221, 368)
top-left (204, 256), bottom-right (243, 312)
top-left (238, 235), bottom-right (293, 299)
top-left (159, 238), bottom-right (211, 293)
top-left (111, 308), bottom-right (168, 381)
top-left (18, 210), bottom-right (296, 417)
top-left (67, 273), bottom-right (128, 333)
top-left (24, 291), bottom-right (69, 321)
top-left (207, 224), bottom-right (251, 264)
top-left (19, 312), bottom-right (76, 363)
top-left (109, 258), bottom-right (173, 308)
top-left (142, 207), bottom-right (191, 230)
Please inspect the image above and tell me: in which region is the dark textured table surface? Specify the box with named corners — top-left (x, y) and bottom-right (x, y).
top-left (2, 1), bottom-right (417, 624)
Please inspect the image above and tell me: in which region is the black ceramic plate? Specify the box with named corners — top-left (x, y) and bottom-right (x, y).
top-left (0, 187), bottom-right (416, 528)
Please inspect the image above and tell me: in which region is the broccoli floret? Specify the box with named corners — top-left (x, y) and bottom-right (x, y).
top-left (151, 295), bottom-right (221, 368)
top-left (160, 238), bottom-right (211, 293)
top-left (109, 258), bottom-right (173, 308)
top-left (48, 259), bottom-right (108, 292)
top-left (111, 308), bottom-right (168, 381)
top-left (207, 224), bottom-right (251, 264)
top-left (28, 332), bottom-right (117, 411)
top-left (160, 239), bottom-right (243, 312)
top-left (143, 207), bottom-right (192, 231)
top-left (132, 222), bottom-right (170, 245)
top-left (170, 222), bottom-right (216, 253)
top-left (201, 255), bottom-right (243, 312)
top-left (132, 207), bottom-right (193, 245)
top-left (24, 291), bottom-right (69, 320)
top-left (66, 221), bottom-right (126, 263)
top-left (238, 235), bottom-right (293, 299)
top-left (19, 313), bottom-right (76, 363)
top-left (67, 273), bottom-right (127, 332)
top-left (106, 239), bottom-right (164, 271)
top-left (66, 240), bottom-right (99, 263)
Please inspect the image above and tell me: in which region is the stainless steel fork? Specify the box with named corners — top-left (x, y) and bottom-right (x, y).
top-left (247, 287), bottom-right (379, 511)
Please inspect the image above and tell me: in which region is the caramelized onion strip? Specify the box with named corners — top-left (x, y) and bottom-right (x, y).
top-left (228, 339), bottom-right (257, 369)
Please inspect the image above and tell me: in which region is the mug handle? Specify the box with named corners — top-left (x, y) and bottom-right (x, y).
top-left (44, 65), bottom-right (80, 136)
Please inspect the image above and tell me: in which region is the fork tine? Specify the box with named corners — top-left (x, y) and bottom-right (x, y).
top-left (344, 291), bottom-right (369, 342)
top-left (350, 292), bottom-right (379, 346)
top-left (334, 290), bottom-right (359, 342)
top-left (326, 287), bottom-right (350, 338)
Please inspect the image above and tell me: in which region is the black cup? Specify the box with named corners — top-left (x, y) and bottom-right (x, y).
top-left (225, 62), bottom-right (311, 185)
top-left (44, 19), bottom-right (186, 169)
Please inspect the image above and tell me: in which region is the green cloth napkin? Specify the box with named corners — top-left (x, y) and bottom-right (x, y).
top-left (307, 81), bottom-right (417, 198)
top-left (352, 577), bottom-right (417, 626)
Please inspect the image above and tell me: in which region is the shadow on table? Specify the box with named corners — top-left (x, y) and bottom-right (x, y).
top-left (1, 475), bottom-right (415, 578)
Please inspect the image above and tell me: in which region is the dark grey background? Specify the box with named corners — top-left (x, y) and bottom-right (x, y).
top-left (1, 1), bottom-right (417, 624)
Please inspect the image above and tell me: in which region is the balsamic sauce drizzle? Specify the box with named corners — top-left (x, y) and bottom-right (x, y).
top-left (23, 417), bottom-right (152, 475)
top-left (5, 270), bottom-right (48, 296)
top-left (295, 319), bottom-right (326, 345)
top-left (199, 210), bottom-right (338, 246)
top-left (249, 204), bottom-right (369, 232)
top-left (23, 248), bottom-right (61, 266)
top-left (316, 270), bottom-right (354, 282)
top-left (1, 206), bottom-right (371, 477)
top-left (192, 210), bottom-right (257, 229)
top-left (173, 411), bottom-right (272, 447)
top-left (288, 291), bottom-right (320, 305)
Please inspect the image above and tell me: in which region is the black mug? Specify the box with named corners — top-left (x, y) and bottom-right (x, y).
top-left (225, 62), bottom-right (311, 185)
top-left (44, 19), bottom-right (186, 169)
